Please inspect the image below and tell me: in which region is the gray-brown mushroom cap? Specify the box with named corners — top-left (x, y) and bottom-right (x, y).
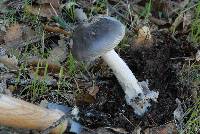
top-left (72, 16), bottom-right (125, 61)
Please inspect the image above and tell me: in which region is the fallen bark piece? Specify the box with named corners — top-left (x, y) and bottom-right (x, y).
top-left (0, 94), bottom-right (67, 134)
top-left (144, 123), bottom-right (178, 134)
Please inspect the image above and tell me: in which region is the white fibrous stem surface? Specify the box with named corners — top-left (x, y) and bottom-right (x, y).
top-left (102, 50), bottom-right (159, 116)
top-left (74, 8), bottom-right (88, 22)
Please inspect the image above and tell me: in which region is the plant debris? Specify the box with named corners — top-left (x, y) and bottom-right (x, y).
top-left (0, 0), bottom-right (199, 133)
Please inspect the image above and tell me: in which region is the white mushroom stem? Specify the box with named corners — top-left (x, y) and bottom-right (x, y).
top-left (102, 49), bottom-right (159, 116)
top-left (75, 8), bottom-right (88, 22)
top-left (102, 50), bottom-right (142, 97)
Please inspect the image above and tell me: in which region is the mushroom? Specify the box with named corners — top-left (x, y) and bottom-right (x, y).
top-left (72, 11), bottom-right (159, 116)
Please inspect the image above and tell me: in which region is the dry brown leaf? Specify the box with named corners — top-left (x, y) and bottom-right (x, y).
top-left (4, 23), bottom-right (23, 48)
top-left (25, 4), bottom-right (58, 18)
top-left (75, 85), bottom-right (99, 105)
top-left (21, 25), bottom-right (37, 41)
top-left (0, 0), bottom-right (22, 11)
top-left (47, 46), bottom-right (67, 64)
top-left (0, 73), bottom-right (15, 81)
top-left (3, 24), bottom-right (37, 50)
top-left (27, 41), bottom-right (67, 76)
top-left (0, 55), bottom-right (18, 70)
top-left (87, 86), bottom-right (99, 99)
top-left (75, 91), bottom-right (96, 105)
top-left (28, 58), bottom-right (62, 76)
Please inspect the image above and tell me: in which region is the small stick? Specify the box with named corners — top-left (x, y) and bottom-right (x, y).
top-left (50, 3), bottom-right (58, 16)
top-left (44, 25), bottom-right (71, 37)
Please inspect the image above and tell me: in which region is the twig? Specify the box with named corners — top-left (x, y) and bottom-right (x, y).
top-left (44, 25), bottom-right (71, 37)
top-left (50, 3), bottom-right (58, 16)
top-left (170, 57), bottom-right (195, 60)
top-left (119, 113), bottom-right (135, 127)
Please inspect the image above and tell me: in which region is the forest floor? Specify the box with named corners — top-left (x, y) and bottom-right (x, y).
top-left (0, 0), bottom-right (199, 134)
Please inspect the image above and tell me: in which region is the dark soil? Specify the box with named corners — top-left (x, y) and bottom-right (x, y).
top-left (78, 31), bottom-right (196, 133)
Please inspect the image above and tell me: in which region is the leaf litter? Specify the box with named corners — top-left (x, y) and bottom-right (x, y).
top-left (0, 0), bottom-right (199, 134)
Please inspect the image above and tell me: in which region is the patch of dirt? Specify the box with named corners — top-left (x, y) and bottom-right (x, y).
top-left (79, 31), bottom-right (196, 132)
